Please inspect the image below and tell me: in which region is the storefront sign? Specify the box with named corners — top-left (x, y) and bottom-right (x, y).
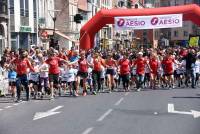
top-left (115, 14), bottom-right (182, 30)
top-left (20, 26), bottom-right (32, 33)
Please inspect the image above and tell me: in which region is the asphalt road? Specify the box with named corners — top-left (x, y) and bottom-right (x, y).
top-left (0, 88), bottom-right (200, 134)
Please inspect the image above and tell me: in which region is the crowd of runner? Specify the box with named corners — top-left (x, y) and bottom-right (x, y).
top-left (0, 46), bottom-right (199, 102)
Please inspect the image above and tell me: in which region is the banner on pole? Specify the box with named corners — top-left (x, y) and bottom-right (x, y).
top-left (189, 36), bottom-right (199, 47)
top-left (115, 14), bottom-right (182, 30)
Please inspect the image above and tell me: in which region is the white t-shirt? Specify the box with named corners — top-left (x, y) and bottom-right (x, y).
top-left (60, 68), bottom-right (67, 82)
top-left (132, 67), bottom-right (136, 75)
top-left (88, 67), bottom-right (93, 80)
top-left (67, 68), bottom-right (77, 82)
top-left (181, 60), bottom-right (186, 73)
top-left (173, 60), bottom-right (178, 71)
top-left (39, 63), bottom-right (49, 78)
top-left (87, 54), bottom-right (93, 65)
top-left (33, 57), bottom-right (40, 65)
top-left (29, 65), bottom-right (39, 82)
top-left (61, 68), bottom-right (77, 82)
top-left (195, 60), bottom-right (200, 73)
top-left (100, 66), bottom-right (105, 78)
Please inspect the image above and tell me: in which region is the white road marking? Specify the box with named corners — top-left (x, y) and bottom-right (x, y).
top-left (115, 98), bottom-right (124, 106)
top-left (82, 127), bottom-right (94, 134)
top-left (13, 103), bottom-right (20, 106)
top-left (154, 112), bottom-right (158, 115)
top-left (168, 103), bottom-right (200, 118)
top-left (97, 109), bottom-right (113, 122)
top-left (0, 109), bottom-right (3, 111)
top-left (5, 106), bottom-right (13, 109)
top-left (125, 92), bottom-right (129, 96)
top-left (33, 105), bottom-right (64, 120)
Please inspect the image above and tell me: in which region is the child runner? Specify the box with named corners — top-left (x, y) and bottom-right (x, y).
top-left (8, 65), bottom-right (17, 98)
top-left (66, 64), bottom-right (77, 96)
top-left (39, 57), bottom-right (49, 96)
top-left (29, 60), bottom-right (40, 99)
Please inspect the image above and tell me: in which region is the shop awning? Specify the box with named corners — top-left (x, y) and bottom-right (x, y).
top-left (55, 31), bottom-right (79, 44)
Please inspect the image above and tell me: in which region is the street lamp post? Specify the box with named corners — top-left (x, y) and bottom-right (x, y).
top-left (52, 17), bottom-right (56, 38)
top-left (48, 10), bottom-right (61, 39)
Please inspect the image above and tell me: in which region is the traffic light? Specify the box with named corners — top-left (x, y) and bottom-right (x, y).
top-left (74, 14), bottom-right (83, 23)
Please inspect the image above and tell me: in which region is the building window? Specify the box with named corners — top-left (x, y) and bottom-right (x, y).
top-left (10, 0), bottom-right (14, 14)
top-left (20, 0), bottom-right (29, 17)
top-left (167, 1), bottom-right (171, 6)
top-left (0, 0), bottom-right (8, 14)
top-left (25, 0), bottom-right (29, 17)
top-left (174, 31), bottom-right (178, 37)
top-left (33, 0), bottom-right (36, 18)
top-left (184, 31), bottom-right (188, 37)
top-left (20, 0), bottom-right (24, 16)
top-left (175, 0), bottom-right (179, 6)
top-left (184, 0), bottom-right (192, 4)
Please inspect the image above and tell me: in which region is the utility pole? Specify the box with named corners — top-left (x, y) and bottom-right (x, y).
top-left (7, 0), bottom-right (11, 49)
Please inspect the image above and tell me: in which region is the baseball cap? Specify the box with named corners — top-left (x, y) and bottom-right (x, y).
top-left (138, 52), bottom-right (143, 55)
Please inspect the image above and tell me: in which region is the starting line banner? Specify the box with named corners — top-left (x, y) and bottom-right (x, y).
top-left (115, 14), bottom-right (183, 30)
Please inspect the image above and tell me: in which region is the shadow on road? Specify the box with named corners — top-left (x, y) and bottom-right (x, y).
top-left (172, 96), bottom-right (200, 99)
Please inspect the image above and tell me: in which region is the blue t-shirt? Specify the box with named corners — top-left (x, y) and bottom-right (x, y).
top-left (70, 56), bottom-right (79, 62)
top-left (8, 70), bottom-right (17, 79)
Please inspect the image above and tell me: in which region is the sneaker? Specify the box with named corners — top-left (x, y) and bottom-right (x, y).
top-left (137, 88), bottom-right (141, 92)
top-left (74, 93), bottom-right (79, 97)
top-left (15, 99), bottom-right (22, 103)
top-left (92, 91), bottom-right (97, 95)
top-left (50, 96), bottom-right (54, 100)
top-left (82, 92), bottom-right (87, 96)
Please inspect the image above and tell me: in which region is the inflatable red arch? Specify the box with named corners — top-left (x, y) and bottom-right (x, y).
top-left (80, 4), bottom-right (200, 50)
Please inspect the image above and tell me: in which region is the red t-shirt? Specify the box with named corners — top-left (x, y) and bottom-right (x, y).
top-left (119, 59), bottom-right (130, 75)
top-left (179, 49), bottom-right (188, 57)
top-left (78, 58), bottom-right (88, 72)
top-left (106, 59), bottom-right (116, 68)
top-left (46, 57), bottom-right (61, 74)
top-left (134, 58), bottom-right (147, 75)
top-left (13, 58), bottom-right (34, 75)
top-left (162, 56), bottom-right (175, 74)
top-left (93, 58), bottom-right (103, 71)
top-left (149, 58), bottom-right (159, 74)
